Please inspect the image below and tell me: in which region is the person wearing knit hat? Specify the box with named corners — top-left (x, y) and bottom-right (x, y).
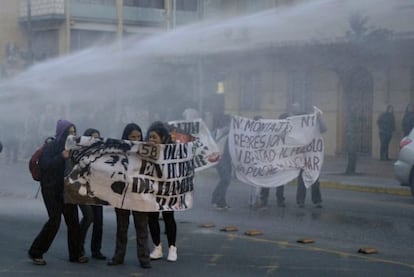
top-left (28, 119), bottom-right (88, 265)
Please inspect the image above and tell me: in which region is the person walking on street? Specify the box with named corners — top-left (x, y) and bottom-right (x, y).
top-left (107, 123), bottom-right (151, 269)
top-left (146, 121), bottom-right (178, 262)
top-left (79, 128), bottom-right (106, 260)
top-left (211, 114), bottom-right (232, 210)
top-left (402, 104), bottom-right (414, 137)
top-left (28, 119), bottom-right (89, 265)
top-left (377, 105), bottom-right (395, 161)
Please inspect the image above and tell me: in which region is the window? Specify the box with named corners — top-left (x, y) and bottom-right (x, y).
top-left (124, 0), bottom-right (164, 8)
top-left (73, 0), bottom-right (115, 5)
top-left (240, 72), bottom-right (261, 111)
top-left (287, 70), bottom-right (312, 112)
top-left (176, 0), bottom-right (198, 11)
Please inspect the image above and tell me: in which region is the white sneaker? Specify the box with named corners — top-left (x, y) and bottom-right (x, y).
top-left (167, 245), bottom-right (177, 262)
top-left (150, 244), bottom-right (163, 260)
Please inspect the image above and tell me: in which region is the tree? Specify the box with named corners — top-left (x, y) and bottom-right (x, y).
top-left (341, 13), bottom-right (392, 174)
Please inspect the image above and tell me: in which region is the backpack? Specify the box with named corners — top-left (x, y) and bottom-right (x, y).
top-left (29, 137), bottom-right (54, 182)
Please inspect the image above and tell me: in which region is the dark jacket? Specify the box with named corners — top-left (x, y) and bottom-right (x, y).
top-left (40, 119), bottom-right (75, 194)
top-left (402, 111), bottom-right (414, 136)
top-left (377, 112), bottom-right (395, 134)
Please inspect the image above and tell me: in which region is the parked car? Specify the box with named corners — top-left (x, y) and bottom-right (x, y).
top-left (394, 128), bottom-right (414, 198)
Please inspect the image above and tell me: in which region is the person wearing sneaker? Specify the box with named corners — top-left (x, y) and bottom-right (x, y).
top-left (146, 122), bottom-right (178, 262)
top-left (107, 123), bottom-right (151, 269)
top-left (28, 120), bottom-right (88, 265)
top-left (79, 128), bottom-right (106, 260)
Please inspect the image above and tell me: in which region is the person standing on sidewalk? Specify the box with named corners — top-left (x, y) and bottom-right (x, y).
top-left (146, 121), bottom-right (178, 262)
top-left (28, 119), bottom-right (89, 265)
top-left (79, 128), bottom-right (106, 260)
top-left (107, 123), bottom-right (151, 269)
top-left (402, 104), bottom-right (414, 136)
top-left (377, 105), bottom-right (395, 161)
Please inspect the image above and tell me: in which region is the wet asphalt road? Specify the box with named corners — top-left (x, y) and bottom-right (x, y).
top-left (0, 160), bottom-right (414, 276)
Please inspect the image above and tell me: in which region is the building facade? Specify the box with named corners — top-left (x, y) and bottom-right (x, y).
top-left (199, 0), bottom-right (414, 160)
top-left (1, 0), bottom-right (414, 160)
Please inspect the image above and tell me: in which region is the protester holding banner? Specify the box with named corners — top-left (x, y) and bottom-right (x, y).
top-left (211, 114), bottom-right (232, 210)
top-left (252, 105), bottom-right (302, 209)
top-left (296, 108), bottom-right (327, 208)
top-left (146, 121), bottom-right (178, 262)
top-left (254, 115), bottom-right (286, 209)
top-left (107, 123), bottom-right (151, 269)
top-left (79, 128), bottom-right (106, 260)
top-left (28, 119), bottom-right (89, 265)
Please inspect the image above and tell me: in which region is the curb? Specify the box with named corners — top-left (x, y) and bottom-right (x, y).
top-left (320, 181), bottom-right (412, 197)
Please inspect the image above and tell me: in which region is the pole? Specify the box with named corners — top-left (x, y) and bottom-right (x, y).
top-left (172, 0), bottom-right (176, 28)
top-left (116, 0), bottom-right (124, 41)
top-left (27, 0), bottom-right (33, 64)
top-left (65, 0), bottom-right (71, 53)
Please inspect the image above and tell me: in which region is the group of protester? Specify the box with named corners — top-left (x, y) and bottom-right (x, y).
top-left (28, 120), bottom-right (178, 268)
top-left (211, 102), bottom-right (327, 211)
top-left (28, 100), bottom-right (414, 268)
top-left (377, 103), bottom-right (414, 161)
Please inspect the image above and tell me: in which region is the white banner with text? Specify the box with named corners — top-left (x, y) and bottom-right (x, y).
top-left (229, 112), bottom-right (324, 188)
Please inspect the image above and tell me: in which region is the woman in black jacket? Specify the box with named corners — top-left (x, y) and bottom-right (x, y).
top-left (146, 121), bottom-right (178, 262)
top-left (79, 128), bottom-right (106, 260)
top-left (107, 123), bottom-right (151, 269)
top-left (28, 119), bottom-right (88, 265)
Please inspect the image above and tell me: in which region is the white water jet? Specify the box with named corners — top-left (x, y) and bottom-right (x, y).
top-left (0, 0), bottom-right (409, 143)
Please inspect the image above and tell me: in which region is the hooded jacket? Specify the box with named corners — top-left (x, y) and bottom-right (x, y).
top-left (40, 119), bottom-right (75, 194)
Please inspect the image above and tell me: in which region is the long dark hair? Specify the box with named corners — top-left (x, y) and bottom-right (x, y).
top-left (83, 128), bottom-right (100, 137)
top-left (121, 123), bottom-right (142, 141)
top-left (146, 121), bottom-right (170, 144)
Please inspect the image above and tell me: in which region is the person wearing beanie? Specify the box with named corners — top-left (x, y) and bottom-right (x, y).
top-left (28, 119), bottom-right (88, 265)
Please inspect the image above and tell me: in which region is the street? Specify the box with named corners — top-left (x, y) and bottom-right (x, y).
top-left (0, 160), bottom-right (413, 276)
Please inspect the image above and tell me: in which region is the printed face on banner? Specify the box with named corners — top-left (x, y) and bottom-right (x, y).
top-left (66, 138), bottom-right (196, 212)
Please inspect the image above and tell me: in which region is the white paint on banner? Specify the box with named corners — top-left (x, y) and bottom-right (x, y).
top-left (67, 137), bottom-right (196, 212)
top-left (229, 110), bottom-right (324, 188)
top-left (168, 118), bottom-right (220, 171)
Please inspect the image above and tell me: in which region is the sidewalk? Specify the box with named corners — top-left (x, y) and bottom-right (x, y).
top-left (319, 155), bottom-right (411, 196)
top-left (0, 155), bottom-right (411, 198)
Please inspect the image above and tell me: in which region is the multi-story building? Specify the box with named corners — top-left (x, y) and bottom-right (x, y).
top-left (1, 0), bottom-right (414, 162)
top-left (199, 0), bottom-right (414, 162)
top-left (17, 0), bottom-right (199, 59)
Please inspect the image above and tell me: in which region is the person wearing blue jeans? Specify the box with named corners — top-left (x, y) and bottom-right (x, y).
top-left (211, 135), bottom-right (232, 209)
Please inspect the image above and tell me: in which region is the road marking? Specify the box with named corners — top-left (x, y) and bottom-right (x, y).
top-left (234, 235), bottom-right (414, 270)
top-left (210, 254), bottom-right (223, 263)
top-left (320, 182), bottom-right (411, 196)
